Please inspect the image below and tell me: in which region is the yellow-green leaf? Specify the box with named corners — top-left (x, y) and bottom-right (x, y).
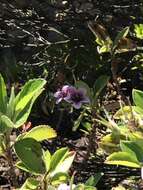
top-left (105, 152), bottom-right (140, 168)
top-left (24, 125), bottom-right (57, 141)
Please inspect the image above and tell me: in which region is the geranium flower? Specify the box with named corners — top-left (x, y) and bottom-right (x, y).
top-left (67, 88), bottom-right (90, 109)
top-left (54, 85), bottom-right (75, 104)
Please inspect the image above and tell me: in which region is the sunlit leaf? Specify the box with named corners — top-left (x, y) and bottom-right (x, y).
top-left (132, 89), bottom-right (143, 109)
top-left (43, 150), bottom-right (51, 172)
top-left (24, 125), bottom-right (56, 141)
top-left (0, 115), bottom-right (14, 133)
top-left (0, 74), bottom-right (7, 114)
top-left (19, 178), bottom-right (39, 190)
top-left (51, 172), bottom-right (69, 185)
top-left (105, 152), bottom-right (140, 168)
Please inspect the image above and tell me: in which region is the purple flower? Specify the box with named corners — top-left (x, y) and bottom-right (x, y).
top-left (54, 85), bottom-right (75, 104)
top-left (54, 85), bottom-right (90, 109)
top-left (66, 88), bottom-right (90, 109)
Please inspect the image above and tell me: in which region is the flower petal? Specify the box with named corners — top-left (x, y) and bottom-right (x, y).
top-left (54, 91), bottom-right (62, 98)
top-left (73, 102), bottom-right (82, 109)
top-left (56, 98), bottom-right (62, 104)
top-left (81, 97), bottom-right (90, 103)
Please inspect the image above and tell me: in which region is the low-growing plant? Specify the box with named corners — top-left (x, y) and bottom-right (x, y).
top-left (97, 88), bottom-right (143, 179)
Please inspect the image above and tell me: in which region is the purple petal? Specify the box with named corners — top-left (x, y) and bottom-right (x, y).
top-left (81, 97), bottom-right (90, 103)
top-left (78, 88), bottom-right (87, 95)
top-left (56, 98), bottom-right (62, 104)
top-left (62, 85), bottom-right (71, 92)
top-left (72, 102), bottom-right (82, 109)
top-left (54, 91), bottom-right (62, 98)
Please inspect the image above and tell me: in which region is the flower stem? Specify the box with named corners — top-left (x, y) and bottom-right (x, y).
top-left (5, 132), bottom-right (18, 187)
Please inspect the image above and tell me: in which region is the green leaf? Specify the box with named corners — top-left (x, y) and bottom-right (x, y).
top-left (15, 79), bottom-right (46, 111)
top-left (120, 141), bottom-right (143, 163)
top-left (16, 161), bottom-right (33, 173)
top-left (85, 173), bottom-right (102, 186)
top-left (49, 148), bottom-right (69, 173)
top-left (23, 125), bottom-right (57, 141)
top-left (19, 178), bottom-right (39, 190)
top-left (97, 45), bottom-right (111, 54)
top-left (0, 115), bottom-right (14, 133)
top-left (49, 148), bottom-right (75, 176)
top-left (112, 27), bottom-right (130, 51)
top-left (51, 172), bottom-right (69, 185)
top-left (14, 138), bottom-right (46, 174)
top-left (132, 89), bottom-right (143, 109)
top-left (0, 74), bottom-right (7, 114)
top-left (105, 152), bottom-right (140, 168)
top-left (134, 24), bottom-right (143, 39)
top-left (43, 150), bottom-right (51, 172)
top-left (134, 106), bottom-right (143, 115)
top-left (14, 88), bottom-right (43, 127)
top-left (13, 79), bottom-right (46, 127)
top-left (50, 150), bottom-right (75, 176)
top-left (93, 75), bottom-right (109, 104)
top-left (7, 87), bottom-right (15, 119)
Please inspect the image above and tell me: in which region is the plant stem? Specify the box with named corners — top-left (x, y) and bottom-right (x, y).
top-left (5, 132), bottom-right (18, 187)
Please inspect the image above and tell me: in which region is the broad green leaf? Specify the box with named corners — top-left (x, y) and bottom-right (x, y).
top-left (50, 148), bottom-right (69, 175)
top-left (134, 106), bottom-right (143, 115)
top-left (93, 75), bottom-right (109, 104)
top-left (13, 79), bottom-right (46, 127)
top-left (85, 173), bottom-right (102, 186)
top-left (24, 125), bottom-right (56, 141)
top-left (0, 74), bottom-right (7, 114)
top-left (112, 27), bottom-right (129, 51)
top-left (51, 172), bottom-right (69, 185)
top-left (14, 138), bottom-right (46, 174)
top-left (43, 150), bottom-right (51, 172)
top-left (19, 178), bottom-right (39, 190)
top-left (16, 161), bottom-right (33, 173)
top-left (120, 141), bottom-right (143, 163)
top-left (7, 87), bottom-right (15, 119)
top-left (132, 89), bottom-right (143, 109)
top-left (50, 150), bottom-right (75, 176)
top-left (105, 152), bottom-right (140, 168)
top-left (0, 115), bottom-right (14, 133)
top-left (14, 88), bottom-right (43, 127)
top-left (15, 79), bottom-right (46, 111)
